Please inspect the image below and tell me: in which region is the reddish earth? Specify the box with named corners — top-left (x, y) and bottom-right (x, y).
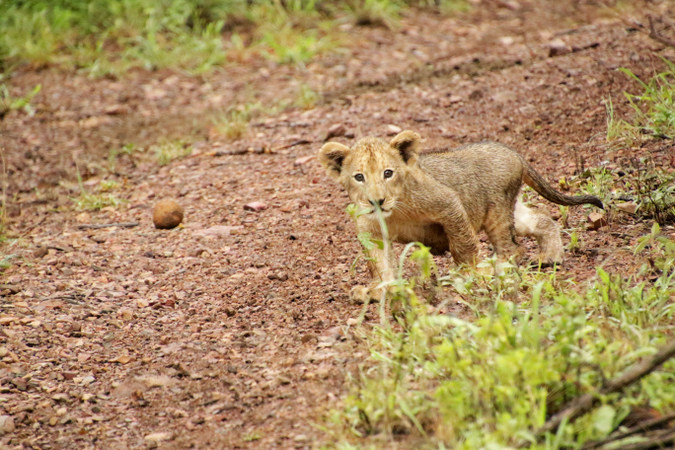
top-left (1, 1), bottom-right (674, 448)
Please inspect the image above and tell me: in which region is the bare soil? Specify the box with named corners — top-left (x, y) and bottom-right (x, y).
top-left (1, 1), bottom-right (674, 448)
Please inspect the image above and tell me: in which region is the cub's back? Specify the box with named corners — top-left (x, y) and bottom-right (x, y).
top-left (418, 142), bottom-right (525, 200)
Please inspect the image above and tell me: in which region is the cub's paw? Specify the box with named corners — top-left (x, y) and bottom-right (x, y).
top-left (350, 285), bottom-right (385, 304)
top-left (530, 253), bottom-right (563, 269)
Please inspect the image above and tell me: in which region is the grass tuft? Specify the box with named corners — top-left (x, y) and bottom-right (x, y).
top-left (209, 101), bottom-right (272, 141)
top-left (0, 84), bottom-right (41, 118)
top-left (152, 140), bottom-right (193, 166)
top-left (295, 84), bottom-right (322, 109)
top-left (607, 58), bottom-right (675, 143)
top-left (324, 224), bottom-right (674, 448)
top-left (576, 161), bottom-right (675, 226)
top-left (73, 174), bottom-right (125, 211)
top-left (0, 1), bottom-right (469, 76)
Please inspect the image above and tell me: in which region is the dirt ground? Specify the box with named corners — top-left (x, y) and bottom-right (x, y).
top-left (1, 0), bottom-right (674, 448)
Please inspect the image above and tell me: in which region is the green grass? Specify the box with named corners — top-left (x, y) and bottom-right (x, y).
top-left (600, 60), bottom-right (675, 226)
top-left (210, 102), bottom-right (264, 141)
top-left (0, 0), bottom-right (469, 77)
top-left (0, 254), bottom-right (16, 271)
top-left (0, 0), bottom-right (229, 76)
top-left (0, 83), bottom-right (41, 118)
top-left (324, 225), bottom-right (674, 448)
top-left (346, 0), bottom-right (403, 28)
top-left (152, 140), bottom-right (193, 166)
top-left (107, 143), bottom-right (138, 172)
top-left (574, 161), bottom-right (675, 226)
top-left (295, 83), bottom-right (322, 109)
top-left (74, 192), bottom-right (124, 211)
top-left (72, 175), bottom-right (125, 211)
top-left (606, 58), bottom-right (675, 142)
top-left (260, 26), bottom-right (335, 65)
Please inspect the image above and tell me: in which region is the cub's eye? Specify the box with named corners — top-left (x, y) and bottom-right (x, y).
top-left (383, 169), bottom-right (394, 179)
top-left (354, 173), bottom-right (365, 182)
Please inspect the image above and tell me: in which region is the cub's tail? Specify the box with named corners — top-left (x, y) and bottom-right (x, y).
top-left (523, 163), bottom-right (604, 209)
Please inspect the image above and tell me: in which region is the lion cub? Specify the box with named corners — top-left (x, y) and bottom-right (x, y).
top-left (319, 130), bottom-right (602, 301)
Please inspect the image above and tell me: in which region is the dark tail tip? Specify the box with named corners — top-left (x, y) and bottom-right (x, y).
top-left (574, 195), bottom-right (604, 209)
top-left (590, 197), bottom-right (604, 210)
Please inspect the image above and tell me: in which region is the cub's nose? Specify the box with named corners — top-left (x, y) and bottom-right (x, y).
top-left (369, 198), bottom-right (385, 208)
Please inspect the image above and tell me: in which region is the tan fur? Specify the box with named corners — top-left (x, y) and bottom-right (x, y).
top-left (319, 130), bottom-right (602, 301)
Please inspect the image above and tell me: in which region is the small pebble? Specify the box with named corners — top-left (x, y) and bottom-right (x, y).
top-left (386, 124), bottom-right (402, 135)
top-left (244, 201), bottom-right (268, 212)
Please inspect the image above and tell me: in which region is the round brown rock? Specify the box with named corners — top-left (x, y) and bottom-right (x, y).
top-left (152, 199), bottom-right (184, 229)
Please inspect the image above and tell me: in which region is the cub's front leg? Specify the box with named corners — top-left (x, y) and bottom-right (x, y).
top-left (429, 192), bottom-right (480, 265)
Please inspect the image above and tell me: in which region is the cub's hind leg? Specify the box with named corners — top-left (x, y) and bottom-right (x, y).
top-left (513, 199), bottom-right (563, 266)
top-left (483, 206), bottom-right (523, 263)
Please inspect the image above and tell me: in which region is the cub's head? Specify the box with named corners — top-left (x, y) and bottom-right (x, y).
top-left (318, 130), bottom-right (421, 218)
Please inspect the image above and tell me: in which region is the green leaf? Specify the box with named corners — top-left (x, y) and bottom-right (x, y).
top-left (592, 404), bottom-right (616, 435)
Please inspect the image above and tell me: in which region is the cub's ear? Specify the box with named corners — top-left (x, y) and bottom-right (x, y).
top-left (390, 130), bottom-right (421, 165)
top-left (318, 142), bottom-right (351, 179)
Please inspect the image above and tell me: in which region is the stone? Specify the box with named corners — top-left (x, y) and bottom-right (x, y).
top-left (152, 199), bottom-right (184, 229)
top-left (547, 38), bottom-right (571, 57)
top-left (587, 212), bottom-right (608, 230)
top-left (386, 124), bottom-right (402, 135)
top-left (243, 201), bottom-right (268, 212)
top-left (0, 415), bottom-right (15, 434)
top-left (616, 201), bottom-right (638, 214)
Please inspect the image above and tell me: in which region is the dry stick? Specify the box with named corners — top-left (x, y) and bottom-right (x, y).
top-left (648, 15), bottom-right (675, 48)
top-left (619, 428), bottom-right (675, 450)
top-left (211, 147), bottom-right (268, 156)
top-left (77, 222), bottom-right (140, 230)
top-left (208, 139), bottom-right (313, 157)
top-left (582, 411), bottom-right (675, 449)
top-left (534, 339), bottom-right (675, 437)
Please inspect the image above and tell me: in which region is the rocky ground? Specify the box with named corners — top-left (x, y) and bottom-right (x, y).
top-left (1, 0), bottom-right (674, 448)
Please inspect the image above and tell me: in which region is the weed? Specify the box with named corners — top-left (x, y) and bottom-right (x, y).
top-left (579, 167), bottom-right (614, 205)
top-left (567, 230), bottom-right (580, 253)
top-left (604, 96), bottom-right (636, 144)
top-left (260, 26), bottom-right (334, 65)
top-left (0, 84), bottom-right (41, 118)
top-left (346, 0), bottom-right (402, 28)
top-left (558, 205), bottom-right (569, 228)
top-left (607, 58), bottom-right (675, 142)
top-left (152, 141), bottom-right (192, 166)
top-left (434, 0), bottom-right (471, 13)
top-left (629, 159), bottom-right (675, 225)
top-left (99, 180), bottom-right (120, 192)
top-left (576, 160), bottom-right (675, 225)
top-left (74, 191), bottom-right (124, 211)
top-left (107, 143), bottom-right (137, 172)
top-left (210, 102), bottom-right (265, 140)
top-left (242, 431), bottom-right (261, 442)
top-left (635, 222), bottom-right (675, 276)
top-left (0, 254), bottom-right (16, 271)
top-left (619, 59), bottom-right (675, 139)
top-left (73, 174), bottom-right (125, 211)
top-left (295, 84), bottom-right (322, 109)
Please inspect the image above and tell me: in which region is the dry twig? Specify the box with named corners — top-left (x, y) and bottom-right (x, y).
top-left (582, 412), bottom-right (675, 449)
top-left (518, 339), bottom-right (675, 447)
top-left (539, 339), bottom-right (675, 434)
top-left (77, 222), bottom-right (140, 230)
